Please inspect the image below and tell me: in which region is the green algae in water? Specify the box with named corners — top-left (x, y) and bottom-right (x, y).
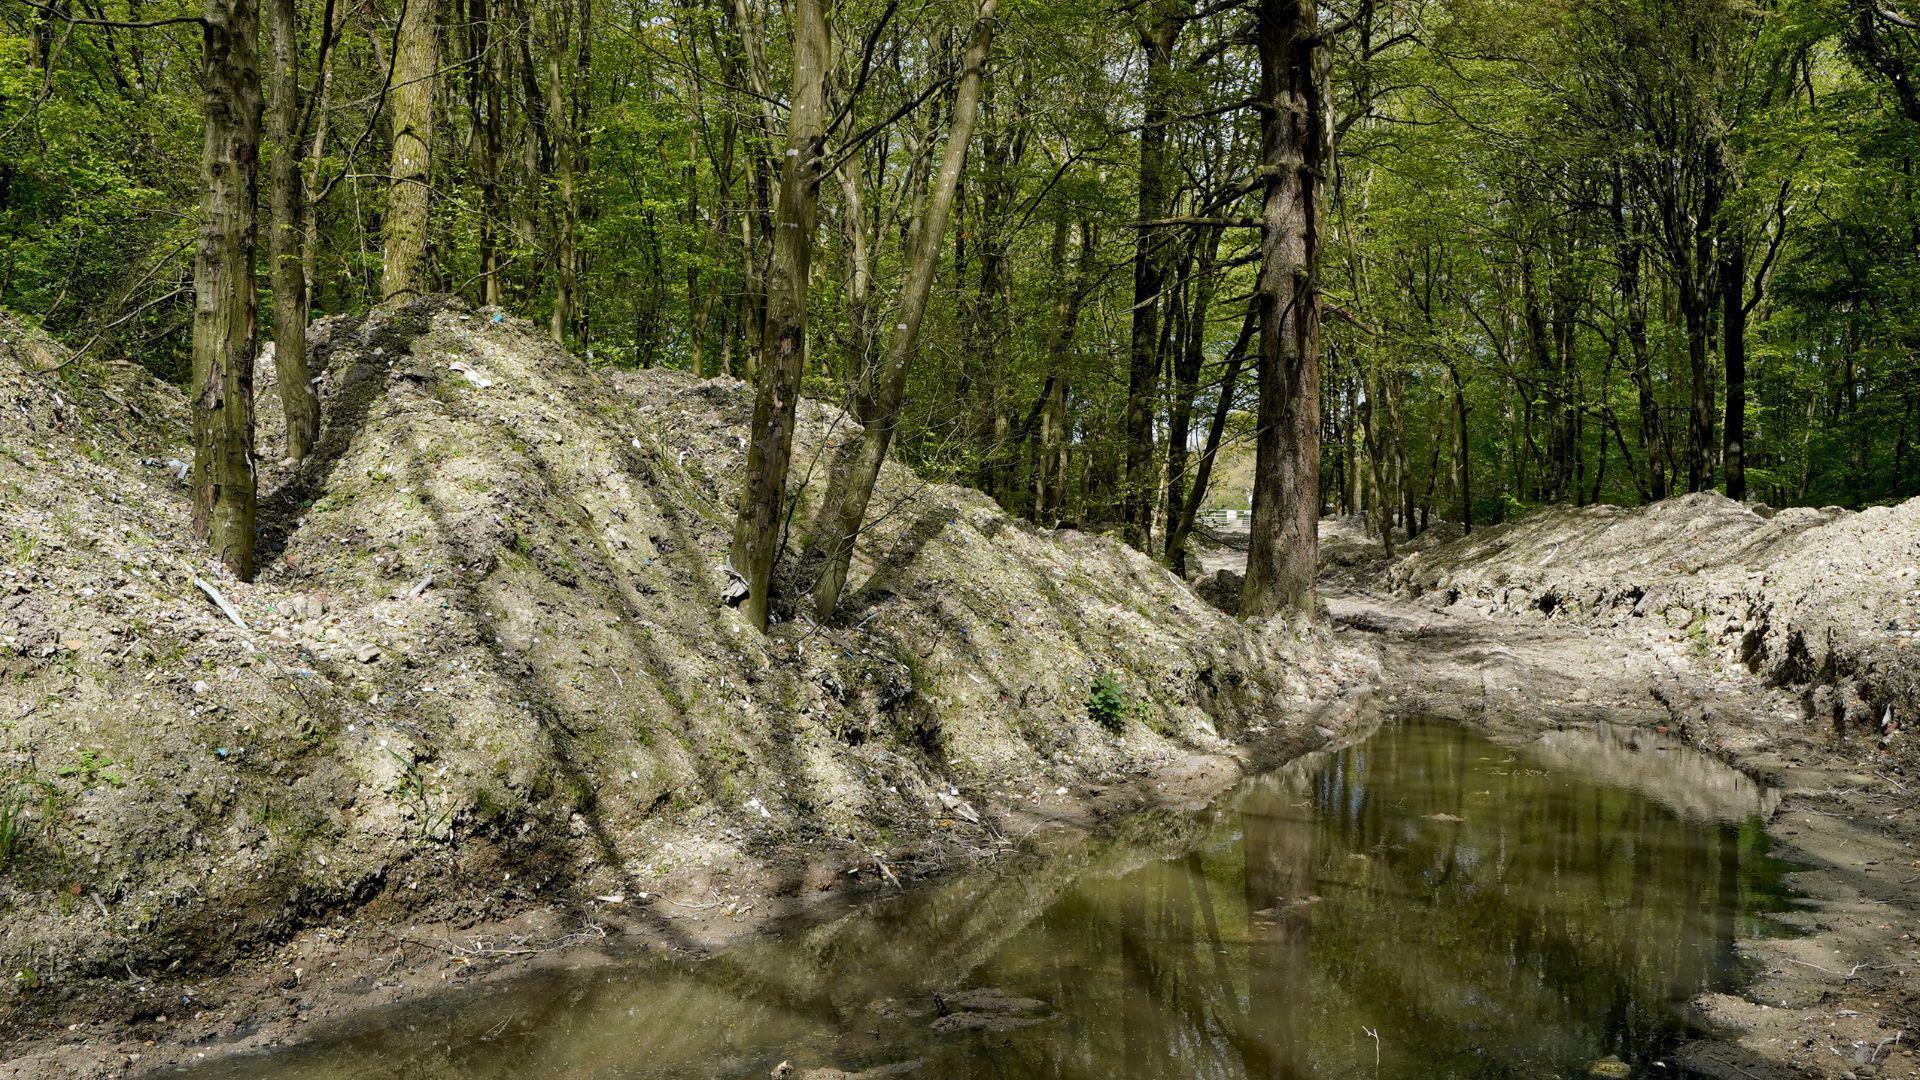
top-left (182, 718), bottom-right (1802, 1079)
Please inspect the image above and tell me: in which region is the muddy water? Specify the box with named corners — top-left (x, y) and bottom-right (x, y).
top-left (183, 719), bottom-right (1800, 1079)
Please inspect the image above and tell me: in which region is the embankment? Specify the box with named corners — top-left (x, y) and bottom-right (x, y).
top-left (0, 300), bottom-right (1371, 1072)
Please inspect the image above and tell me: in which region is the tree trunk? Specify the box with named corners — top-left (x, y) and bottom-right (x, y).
top-left (801, 0), bottom-right (997, 620)
top-left (1241, 0), bottom-right (1322, 620)
top-left (1684, 173), bottom-right (1721, 493)
top-left (193, 0), bottom-right (263, 579)
top-left (1446, 358), bottom-right (1470, 533)
top-left (381, 0), bottom-right (440, 303)
top-left (1163, 228), bottom-right (1221, 573)
top-left (1720, 235), bottom-right (1748, 501)
top-left (264, 0), bottom-right (317, 460)
top-left (474, 0), bottom-right (505, 305)
top-left (1123, 7), bottom-right (1181, 552)
top-left (728, 0), bottom-right (829, 631)
top-left (1034, 217), bottom-right (1091, 526)
top-left (1612, 171), bottom-right (1666, 501)
top-left (1168, 302), bottom-right (1255, 562)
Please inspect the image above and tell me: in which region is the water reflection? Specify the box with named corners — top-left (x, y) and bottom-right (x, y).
top-left (184, 719), bottom-right (1798, 1079)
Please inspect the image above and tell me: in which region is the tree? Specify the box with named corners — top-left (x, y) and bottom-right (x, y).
top-left (381, 0), bottom-right (439, 302)
top-left (192, 0), bottom-right (263, 578)
top-left (264, 0), bottom-right (319, 460)
top-left (801, 0), bottom-right (999, 621)
top-left (728, 0), bottom-right (828, 631)
top-left (1241, 0), bottom-right (1324, 619)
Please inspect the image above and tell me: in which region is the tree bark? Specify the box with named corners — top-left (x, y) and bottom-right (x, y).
top-left (473, 0), bottom-right (505, 305)
top-left (1241, 0), bottom-right (1322, 620)
top-left (263, 0), bottom-right (317, 460)
top-left (801, 0), bottom-right (998, 619)
top-left (728, 0), bottom-right (830, 630)
top-left (1612, 170), bottom-right (1666, 501)
top-left (1163, 228), bottom-right (1221, 573)
top-left (1122, 6), bottom-right (1182, 552)
top-left (381, 0), bottom-right (440, 303)
top-left (1720, 234), bottom-right (1748, 501)
top-left (1034, 217), bottom-right (1091, 526)
top-left (1168, 302), bottom-right (1255, 562)
top-left (193, 0), bottom-right (263, 579)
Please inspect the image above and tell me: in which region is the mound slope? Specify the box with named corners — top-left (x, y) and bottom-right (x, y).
top-left (0, 299), bottom-right (1359, 1049)
top-left (1387, 492), bottom-right (1920, 740)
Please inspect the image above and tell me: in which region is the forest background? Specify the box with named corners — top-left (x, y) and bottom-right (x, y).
top-left (4, 0), bottom-right (1919, 593)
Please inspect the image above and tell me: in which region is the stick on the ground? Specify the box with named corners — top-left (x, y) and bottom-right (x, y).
top-left (192, 577), bottom-right (251, 632)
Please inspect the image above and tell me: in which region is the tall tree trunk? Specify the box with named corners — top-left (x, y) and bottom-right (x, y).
top-left (1241, 0), bottom-right (1323, 619)
top-left (1168, 302), bottom-right (1255, 561)
top-left (1123, 6), bottom-right (1181, 552)
top-left (381, 0), bottom-right (440, 303)
top-left (728, 0), bottom-right (829, 630)
top-left (1163, 228), bottom-right (1220, 573)
top-left (1720, 235), bottom-right (1748, 501)
top-left (1683, 173), bottom-right (1721, 493)
top-left (1612, 171), bottom-right (1666, 501)
top-left (801, 0), bottom-right (997, 620)
top-left (264, 0), bottom-right (317, 460)
top-left (546, 0), bottom-right (587, 342)
top-left (1034, 217), bottom-right (1090, 526)
top-left (474, 0), bottom-right (505, 305)
top-left (193, 0), bottom-right (263, 579)
top-left (1445, 357), bottom-right (1470, 533)
top-left (300, 32), bottom-right (331, 307)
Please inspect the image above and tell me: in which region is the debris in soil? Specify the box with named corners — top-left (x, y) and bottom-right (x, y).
top-left (0, 299), bottom-right (1370, 1073)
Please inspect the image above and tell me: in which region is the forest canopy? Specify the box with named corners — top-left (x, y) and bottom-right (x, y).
top-left (3, 0), bottom-right (1918, 607)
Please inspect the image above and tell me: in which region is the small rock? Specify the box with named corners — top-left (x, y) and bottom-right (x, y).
top-left (1588, 1056), bottom-right (1631, 1079)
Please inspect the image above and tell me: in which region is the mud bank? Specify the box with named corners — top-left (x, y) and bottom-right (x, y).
top-left (1385, 493), bottom-right (1920, 745)
top-left (0, 302), bottom-right (1375, 1076)
top-left (1333, 508), bottom-right (1920, 1080)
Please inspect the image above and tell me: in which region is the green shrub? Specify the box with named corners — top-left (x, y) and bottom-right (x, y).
top-left (1086, 673), bottom-right (1134, 732)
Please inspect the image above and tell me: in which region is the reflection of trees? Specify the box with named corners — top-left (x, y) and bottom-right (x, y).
top-left (204, 721), bottom-right (1798, 1080)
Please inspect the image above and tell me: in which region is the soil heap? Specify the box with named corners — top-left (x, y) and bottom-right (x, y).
top-left (1385, 492), bottom-right (1920, 744)
top-left (0, 299), bottom-right (1361, 1052)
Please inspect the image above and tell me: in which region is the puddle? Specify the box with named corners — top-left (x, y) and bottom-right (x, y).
top-left (179, 718), bottom-right (1800, 1078)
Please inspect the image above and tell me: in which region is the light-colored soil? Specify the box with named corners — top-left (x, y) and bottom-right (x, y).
top-left (7, 297), bottom-right (1918, 1077)
top-left (0, 301), bottom-right (1377, 1076)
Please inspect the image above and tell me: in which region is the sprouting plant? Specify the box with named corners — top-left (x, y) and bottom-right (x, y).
top-left (389, 750), bottom-right (453, 840)
top-left (4, 528), bottom-right (37, 565)
top-left (56, 750), bottom-right (122, 789)
top-left (0, 787), bottom-right (26, 869)
top-left (1086, 673), bottom-right (1134, 733)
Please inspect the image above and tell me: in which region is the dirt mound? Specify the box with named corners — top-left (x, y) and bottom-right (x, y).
top-left (1387, 492), bottom-right (1920, 740)
top-left (0, 299), bottom-right (1364, 1057)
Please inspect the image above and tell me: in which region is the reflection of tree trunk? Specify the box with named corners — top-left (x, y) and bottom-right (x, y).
top-left (1119, 885), bottom-right (1153, 1074)
top-left (1241, 776), bottom-right (1314, 1078)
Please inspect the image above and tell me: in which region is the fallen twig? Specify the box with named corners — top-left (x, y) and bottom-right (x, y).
top-left (192, 576), bottom-right (250, 632)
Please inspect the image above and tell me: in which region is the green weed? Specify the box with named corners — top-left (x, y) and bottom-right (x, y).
top-left (1086, 673), bottom-right (1136, 733)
